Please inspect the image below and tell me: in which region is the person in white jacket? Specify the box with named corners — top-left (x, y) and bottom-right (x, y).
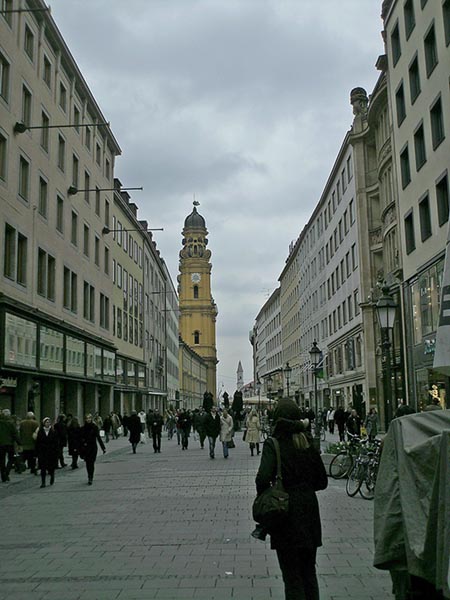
top-left (220, 409), bottom-right (234, 459)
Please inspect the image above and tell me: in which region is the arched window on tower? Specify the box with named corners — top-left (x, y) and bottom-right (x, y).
top-left (193, 285), bottom-right (199, 299)
top-left (194, 331), bottom-right (200, 344)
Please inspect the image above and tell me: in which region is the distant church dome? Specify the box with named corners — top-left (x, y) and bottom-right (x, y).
top-left (184, 206), bottom-right (206, 229)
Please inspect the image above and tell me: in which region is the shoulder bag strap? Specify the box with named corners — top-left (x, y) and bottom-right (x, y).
top-left (271, 437), bottom-right (283, 483)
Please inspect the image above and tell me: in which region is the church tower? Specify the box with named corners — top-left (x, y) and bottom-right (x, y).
top-left (178, 203), bottom-right (218, 399)
top-left (237, 361), bottom-right (244, 391)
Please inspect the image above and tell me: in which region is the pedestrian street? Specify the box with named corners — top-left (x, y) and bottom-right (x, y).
top-left (0, 432), bottom-right (392, 600)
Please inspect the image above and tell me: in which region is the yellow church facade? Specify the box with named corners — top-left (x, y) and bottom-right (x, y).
top-left (178, 204), bottom-right (218, 401)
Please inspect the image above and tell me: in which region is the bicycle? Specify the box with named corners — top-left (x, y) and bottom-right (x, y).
top-left (329, 433), bottom-right (363, 479)
top-left (346, 438), bottom-right (382, 499)
top-left (358, 439), bottom-right (382, 500)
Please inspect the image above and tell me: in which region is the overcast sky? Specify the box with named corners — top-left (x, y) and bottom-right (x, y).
top-left (50, 0), bottom-right (384, 394)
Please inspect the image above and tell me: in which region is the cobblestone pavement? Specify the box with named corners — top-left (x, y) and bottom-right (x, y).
top-left (0, 431), bottom-right (392, 600)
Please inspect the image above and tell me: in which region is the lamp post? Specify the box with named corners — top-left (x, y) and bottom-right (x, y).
top-left (376, 285), bottom-right (397, 431)
top-left (309, 340), bottom-right (322, 452)
top-left (284, 362), bottom-right (292, 398)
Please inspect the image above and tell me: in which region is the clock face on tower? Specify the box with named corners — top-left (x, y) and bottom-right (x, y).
top-left (191, 273), bottom-right (201, 283)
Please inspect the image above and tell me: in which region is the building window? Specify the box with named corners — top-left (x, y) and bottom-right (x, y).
top-left (1, 0), bottom-right (13, 26)
top-left (404, 210), bottom-right (416, 254)
top-left (0, 132), bottom-right (6, 181)
top-left (56, 195), bottom-right (64, 233)
top-left (193, 285), bottom-right (199, 299)
top-left (430, 96), bottom-right (445, 149)
top-left (347, 156), bottom-right (353, 182)
top-left (104, 200), bottom-right (110, 228)
top-left (37, 248), bottom-right (55, 301)
top-left (104, 247), bottom-right (109, 275)
top-left (424, 24), bottom-right (438, 77)
top-left (354, 289), bottom-right (360, 316)
top-left (63, 267), bottom-right (77, 312)
top-left (19, 155), bottom-right (30, 200)
top-left (414, 122), bottom-right (426, 170)
top-left (351, 243), bottom-right (358, 270)
top-left (400, 145), bottom-right (411, 188)
top-left (59, 82), bottom-right (67, 112)
top-left (83, 224), bottom-right (90, 257)
top-left (40, 111), bottom-right (49, 152)
top-left (404, 0), bottom-right (415, 38)
top-left (94, 235), bottom-right (100, 266)
top-left (100, 293), bottom-right (109, 330)
top-left (419, 194), bottom-right (432, 241)
top-left (0, 51), bottom-right (10, 102)
top-left (16, 233), bottom-right (27, 286)
top-left (420, 0), bottom-right (428, 7)
top-left (85, 126), bottom-right (91, 150)
top-left (83, 282), bottom-right (95, 322)
top-left (194, 331), bottom-right (200, 344)
top-left (4, 224), bottom-right (27, 285)
top-left (57, 135), bottom-right (65, 171)
top-left (24, 25), bottom-right (34, 61)
top-left (408, 55), bottom-right (421, 103)
top-left (444, 0), bottom-right (450, 46)
top-left (73, 105), bottom-right (80, 132)
top-left (22, 85), bottom-right (32, 126)
top-left (71, 211), bottom-right (78, 246)
top-left (38, 177), bottom-right (48, 218)
top-left (436, 173), bottom-right (449, 226)
top-left (96, 142), bottom-right (101, 165)
top-left (395, 82), bottom-right (406, 126)
top-left (391, 22), bottom-right (401, 65)
top-left (43, 55), bottom-right (51, 88)
top-left (72, 154), bottom-right (79, 188)
top-left (95, 188), bottom-right (100, 216)
top-left (349, 199), bottom-right (355, 224)
top-left (84, 171), bottom-right (90, 203)
top-left (105, 158), bottom-right (110, 180)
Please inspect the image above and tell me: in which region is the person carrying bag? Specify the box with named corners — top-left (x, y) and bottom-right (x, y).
top-left (254, 398), bottom-right (328, 600)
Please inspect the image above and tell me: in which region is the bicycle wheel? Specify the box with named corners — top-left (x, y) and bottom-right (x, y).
top-left (359, 464), bottom-right (377, 500)
top-left (346, 462), bottom-right (363, 497)
top-left (329, 452), bottom-right (352, 479)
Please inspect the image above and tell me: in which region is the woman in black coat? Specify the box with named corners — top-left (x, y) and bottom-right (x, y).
top-left (255, 398), bottom-right (328, 600)
top-left (127, 411), bottom-right (142, 454)
top-left (79, 414), bottom-right (106, 485)
top-left (35, 417), bottom-right (59, 488)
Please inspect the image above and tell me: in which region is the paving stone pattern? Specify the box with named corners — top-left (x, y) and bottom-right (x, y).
top-left (0, 431), bottom-right (392, 599)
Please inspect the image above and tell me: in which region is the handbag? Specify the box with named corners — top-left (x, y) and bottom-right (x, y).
top-left (252, 438), bottom-right (289, 528)
top-left (227, 439), bottom-right (235, 449)
top-left (117, 426), bottom-right (123, 436)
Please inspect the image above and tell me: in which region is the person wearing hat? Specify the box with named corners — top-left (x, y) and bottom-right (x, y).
top-left (255, 398), bottom-right (328, 600)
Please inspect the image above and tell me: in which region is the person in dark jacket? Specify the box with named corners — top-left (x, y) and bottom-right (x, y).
top-left (204, 406), bottom-right (221, 459)
top-left (79, 414), bottom-right (106, 485)
top-left (346, 409), bottom-right (361, 439)
top-left (54, 414), bottom-right (68, 468)
top-left (19, 412), bottom-right (39, 474)
top-left (35, 417), bottom-right (59, 488)
top-left (128, 410), bottom-right (142, 454)
top-left (0, 409), bottom-right (20, 483)
top-left (255, 398), bottom-right (328, 600)
top-left (333, 406), bottom-right (347, 441)
top-left (67, 416), bottom-right (82, 469)
top-left (150, 409), bottom-right (164, 453)
top-left (178, 409), bottom-right (192, 450)
top-left (195, 408), bottom-right (207, 449)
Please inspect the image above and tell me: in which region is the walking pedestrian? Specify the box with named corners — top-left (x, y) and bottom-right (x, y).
top-left (54, 414), bottom-right (68, 468)
top-left (326, 407), bottom-right (335, 435)
top-left (364, 408), bottom-right (379, 441)
top-left (0, 409), bottom-right (20, 483)
top-left (138, 409), bottom-right (147, 434)
top-left (110, 412), bottom-right (121, 439)
top-left (128, 411), bottom-right (142, 454)
top-left (79, 414), bottom-right (106, 485)
top-left (19, 412), bottom-right (39, 474)
top-left (179, 408), bottom-right (192, 450)
top-left (150, 409), bottom-right (164, 453)
top-left (334, 406), bottom-right (347, 442)
top-left (35, 417), bottom-right (58, 488)
top-left (245, 409), bottom-right (261, 456)
top-left (196, 407), bottom-right (207, 449)
top-left (67, 416), bottom-right (82, 469)
top-left (255, 398), bottom-right (328, 600)
top-left (220, 409), bottom-right (233, 459)
top-left (346, 409), bottom-right (361, 439)
top-left (204, 406), bottom-right (221, 459)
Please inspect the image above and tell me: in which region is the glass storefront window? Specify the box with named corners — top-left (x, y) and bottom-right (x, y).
top-left (103, 349), bottom-right (115, 381)
top-left (94, 346), bottom-right (102, 378)
top-left (40, 326), bottom-right (63, 372)
top-left (419, 274), bottom-right (433, 337)
top-left (411, 282), bottom-right (422, 345)
top-left (138, 364), bottom-right (146, 388)
top-left (127, 362), bottom-right (136, 387)
top-left (86, 344), bottom-right (95, 377)
top-left (116, 358), bottom-right (125, 385)
top-left (66, 336), bottom-right (85, 376)
top-left (4, 313), bottom-right (37, 368)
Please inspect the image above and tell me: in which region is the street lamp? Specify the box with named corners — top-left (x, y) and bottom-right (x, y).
top-left (376, 285), bottom-right (397, 431)
top-left (309, 340), bottom-right (322, 451)
top-left (283, 362), bottom-right (292, 398)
